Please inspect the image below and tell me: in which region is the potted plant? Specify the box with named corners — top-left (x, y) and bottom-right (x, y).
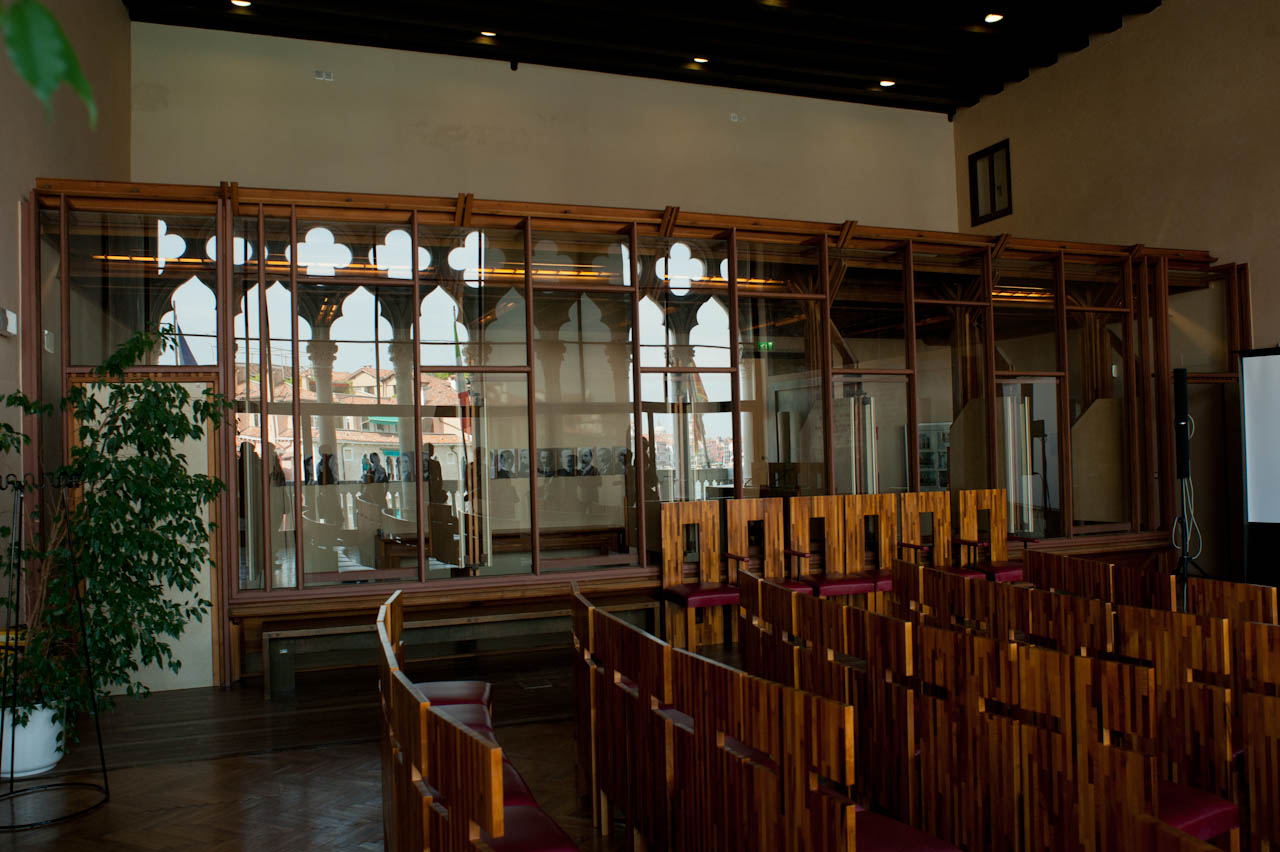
top-left (0, 328), bottom-right (228, 776)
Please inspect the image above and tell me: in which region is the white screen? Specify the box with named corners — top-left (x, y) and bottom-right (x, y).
top-left (1243, 353), bottom-right (1280, 523)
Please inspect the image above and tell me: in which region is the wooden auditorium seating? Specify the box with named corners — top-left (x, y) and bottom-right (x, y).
top-left (844, 493), bottom-right (898, 593)
top-left (733, 558), bottom-right (1266, 852)
top-left (1187, 576), bottom-right (1279, 625)
top-left (790, 495), bottom-right (865, 596)
top-left (956, 488), bottom-right (1023, 582)
top-left (660, 499), bottom-right (737, 650)
top-left (898, 491), bottom-right (955, 570)
top-left (378, 592), bottom-right (575, 852)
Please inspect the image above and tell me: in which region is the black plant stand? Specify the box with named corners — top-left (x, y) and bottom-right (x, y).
top-left (0, 474), bottom-right (109, 831)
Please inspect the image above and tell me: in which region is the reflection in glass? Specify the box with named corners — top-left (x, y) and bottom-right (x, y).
top-left (641, 372), bottom-right (733, 503)
top-left (1065, 262), bottom-right (1124, 309)
top-left (735, 241), bottom-right (820, 295)
top-left (997, 378), bottom-right (1061, 537)
top-left (1168, 269), bottom-right (1230, 372)
top-left (296, 282), bottom-right (418, 587)
top-left (738, 298), bottom-right (825, 496)
top-left (67, 211), bottom-right (218, 365)
top-left (832, 377), bottom-right (908, 495)
top-left (916, 304), bottom-right (989, 492)
top-left (831, 249), bottom-right (906, 369)
top-left (914, 250), bottom-right (984, 302)
top-left (418, 227), bottom-right (527, 367)
top-left (534, 290), bottom-right (637, 568)
top-left (1068, 312), bottom-right (1130, 527)
top-left (530, 232), bottom-right (631, 286)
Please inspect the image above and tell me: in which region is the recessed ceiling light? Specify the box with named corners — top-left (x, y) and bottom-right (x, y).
top-left (480, 30), bottom-right (496, 37)
top-left (879, 79), bottom-right (896, 87)
top-left (985, 13), bottom-right (1004, 23)
top-left (230, 0), bottom-right (251, 7)
top-left (693, 57), bottom-right (709, 64)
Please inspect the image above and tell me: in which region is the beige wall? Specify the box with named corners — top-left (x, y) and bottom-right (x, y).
top-left (953, 0), bottom-right (1280, 344)
top-left (130, 23), bottom-right (958, 230)
top-left (1, 0), bottom-right (130, 473)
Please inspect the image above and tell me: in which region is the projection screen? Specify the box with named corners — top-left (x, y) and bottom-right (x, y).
top-left (1242, 351), bottom-right (1280, 523)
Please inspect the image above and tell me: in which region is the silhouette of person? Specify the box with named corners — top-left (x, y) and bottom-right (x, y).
top-left (426, 444), bottom-right (446, 504)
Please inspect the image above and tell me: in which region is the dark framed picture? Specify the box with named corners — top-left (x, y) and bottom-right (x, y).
top-left (577, 446), bottom-right (597, 477)
top-left (537, 448), bottom-right (554, 478)
top-left (556, 447), bottom-right (576, 477)
top-left (517, 448), bottom-right (530, 477)
top-left (495, 448), bottom-right (516, 479)
top-left (595, 446), bottom-right (615, 476)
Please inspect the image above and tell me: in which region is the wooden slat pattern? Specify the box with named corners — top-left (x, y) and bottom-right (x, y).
top-left (659, 500), bottom-right (721, 588)
top-left (899, 491), bottom-right (952, 567)
top-left (726, 497), bottom-right (786, 580)
top-left (1238, 620), bottom-right (1280, 851)
top-left (789, 495), bottom-right (847, 580)
top-left (1187, 576), bottom-right (1279, 625)
top-left (844, 493), bottom-right (898, 574)
top-left (957, 488), bottom-right (1010, 566)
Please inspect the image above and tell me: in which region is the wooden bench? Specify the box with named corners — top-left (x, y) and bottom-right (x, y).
top-left (378, 593), bottom-right (579, 852)
top-left (492, 525), bottom-right (626, 555)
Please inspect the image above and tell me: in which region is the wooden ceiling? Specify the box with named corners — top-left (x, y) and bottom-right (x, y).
top-left (124, 1), bottom-right (1161, 115)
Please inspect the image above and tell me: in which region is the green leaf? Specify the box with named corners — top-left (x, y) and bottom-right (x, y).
top-left (3, 0), bottom-right (97, 127)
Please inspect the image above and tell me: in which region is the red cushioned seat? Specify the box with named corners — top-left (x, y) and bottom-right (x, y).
top-left (502, 760), bottom-right (538, 808)
top-left (808, 575), bottom-right (877, 597)
top-left (1158, 781), bottom-right (1238, 841)
top-left (872, 573), bottom-right (893, 592)
top-left (856, 812), bottom-right (961, 851)
top-left (664, 582), bottom-right (741, 608)
top-left (484, 806), bottom-right (579, 852)
top-left (777, 579), bottom-right (815, 596)
top-left (415, 680), bottom-right (492, 708)
top-left (980, 561), bottom-right (1024, 583)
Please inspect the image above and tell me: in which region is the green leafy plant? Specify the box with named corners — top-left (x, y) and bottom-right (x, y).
top-left (0, 328), bottom-right (228, 749)
top-left (2, 0), bottom-right (95, 125)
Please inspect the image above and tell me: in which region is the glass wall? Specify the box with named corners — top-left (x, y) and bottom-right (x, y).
top-left (39, 190), bottom-right (1241, 595)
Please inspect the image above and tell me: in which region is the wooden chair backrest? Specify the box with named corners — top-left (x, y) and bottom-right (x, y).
top-left (957, 488), bottom-right (1008, 566)
top-left (590, 607), bottom-right (672, 705)
top-left (843, 492), bottom-right (898, 574)
top-left (847, 607), bottom-right (916, 825)
top-left (1027, 587), bottom-right (1114, 657)
top-left (1026, 550), bottom-right (1115, 601)
top-left (1112, 557), bottom-right (1176, 611)
top-left (915, 624), bottom-right (970, 846)
top-left (385, 588), bottom-right (406, 667)
top-left (899, 490), bottom-right (952, 567)
top-left (388, 669), bottom-right (431, 852)
top-left (1113, 605), bottom-right (1233, 797)
top-left (921, 566), bottom-right (977, 629)
top-left (1238, 621), bottom-right (1280, 850)
top-left (760, 573), bottom-right (801, 637)
top-left (890, 558), bottom-right (925, 608)
top-left (966, 633), bottom-right (1021, 852)
top-left (1187, 576), bottom-right (1279, 624)
top-left (1016, 644), bottom-right (1079, 852)
top-left (1072, 656), bottom-right (1159, 852)
top-left (788, 495), bottom-right (846, 578)
top-left (725, 497), bottom-right (785, 580)
top-left (780, 684), bottom-right (857, 852)
top-left (659, 499), bottom-right (721, 588)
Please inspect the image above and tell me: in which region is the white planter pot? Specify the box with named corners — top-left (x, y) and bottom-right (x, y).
top-left (0, 705), bottom-right (63, 779)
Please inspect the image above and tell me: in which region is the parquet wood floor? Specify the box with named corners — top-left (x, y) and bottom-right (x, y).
top-left (0, 647), bottom-right (624, 850)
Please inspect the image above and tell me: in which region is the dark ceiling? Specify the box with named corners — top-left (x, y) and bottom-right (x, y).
top-left (123, 1), bottom-right (1161, 115)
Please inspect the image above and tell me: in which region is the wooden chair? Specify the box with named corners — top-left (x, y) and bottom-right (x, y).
top-left (956, 488), bottom-right (1023, 582)
top-left (381, 590), bottom-right (491, 709)
top-left (788, 495), bottom-right (858, 596)
top-left (1016, 644), bottom-right (1080, 852)
top-left (1237, 620), bottom-right (1280, 852)
top-left (899, 491), bottom-right (955, 570)
top-left (1026, 550), bottom-right (1115, 601)
top-left (920, 566), bottom-right (979, 630)
top-left (966, 633), bottom-right (1023, 852)
top-left (1073, 655), bottom-right (1160, 852)
top-left (725, 496), bottom-right (786, 582)
top-left (844, 492), bottom-right (899, 593)
top-left (570, 591), bottom-right (599, 825)
top-left (659, 499), bottom-right (736, 649)
top-left (1113, 606), bottom-right (1240, 847)
top-left (1112, 556), bottom-right (1177, 611)
top-left (916, 624), bottom-right (973, 848)
top-left (1187, 576), bottom-right (1279, 624)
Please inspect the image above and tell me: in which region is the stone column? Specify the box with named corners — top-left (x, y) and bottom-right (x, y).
top-left (306, 330), bottom-right (339, 473)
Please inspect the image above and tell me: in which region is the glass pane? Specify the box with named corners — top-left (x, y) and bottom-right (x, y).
top-left (736, 241), bottom-right (821, 296)
top-left (640, 372), bottom-right (733, 505)
top-left (1065, 262), bottom-right (1124, 309)
top-left (533, 290), bottom-right (638, 569)
top-left (997, 379), bottom-right (1061, 538)
top-left (232, 215), bottom-right (265, 590)
top-left (1168, 269), bottom-right (1230, 372)
top-left (297, 282), bottom-right (419, 587)
top-left (916, 304), bottom-right (989, 492)
top-left (994, 308), bottom-right (1057, 373)
top-left (418, 226), bottom-right (527, 367)
top-left (39, 211), bottom-right (64, 472)
top-left (67, 210), bottom-right (218, 366)
top-left (914, 250), bottom-right (985, 302)
top-left (419, 372), bottom-right (530, 576)
top-left (531, 231), bottom-right (631, 286)
top-left (637, 290), bottom-right (731, 370)
top-left (831, 249), bottom-right (906, 370)
top-left (975, 156), bottom-right (992, 217)
top-left (262, 218), bottom-right (299, 589)
top-left (832, 377), bottom-right (909, 495)
top-left (738, 297), bottom-right (825, 496)
top-left (992, 148), bottom-right (1009, 211)
top-left (1067, 312), bottom-right (1130, 528)
top-left (290, 217), bottom-right (417, 284)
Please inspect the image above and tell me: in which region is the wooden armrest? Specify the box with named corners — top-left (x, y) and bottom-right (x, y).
top-left (954, 537), bottom-right (989, 547)
top-left (1008, 534), bottom-right (1040, 543)
top-left (784, 548), bottom-right (810, 558)
top-left (725, 552), bottom-right (749, 563)
top-left (898, 542), bottom-right (930, 552)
